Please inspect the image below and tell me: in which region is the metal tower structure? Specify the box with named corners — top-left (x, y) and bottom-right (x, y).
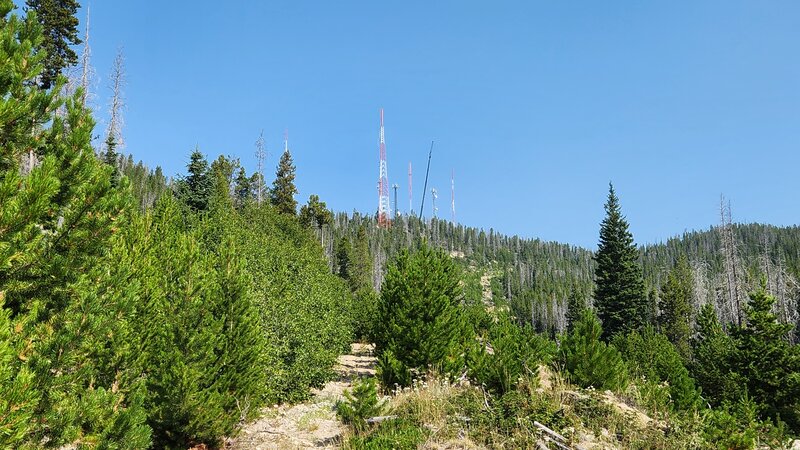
top-left (408, 162), bottom-right (413, 215)
top-left (377, 109), bottom-right (390, 227)
top-left (392, 184), bottom-right (399, 218)
top-left (451, 169), bottom-right (455, 223)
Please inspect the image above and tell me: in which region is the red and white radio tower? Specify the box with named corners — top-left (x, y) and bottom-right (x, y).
top-left (377, 109), bottom-right (390, 227)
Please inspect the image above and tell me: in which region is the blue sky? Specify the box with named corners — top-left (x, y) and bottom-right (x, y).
top-left (47, 1), bottom-right (800, 248)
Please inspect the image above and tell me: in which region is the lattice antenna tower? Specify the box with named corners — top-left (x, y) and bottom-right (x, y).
top-left (377, 109), bottom-right (390, 227)
top-left (254, 130), bottom-right (266, 204)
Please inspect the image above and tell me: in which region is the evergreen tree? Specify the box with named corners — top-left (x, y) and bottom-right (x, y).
top-left (234, 167), bottom-right (253, 207)
top-left (559, 309), bottom-right (628, 391)
top-left (349, 224), bottom-right (373, 293)
top-left (689, 303), bottom-right (743, 407)
top-left (25, 0), bottom-right (80, 89)
top-left (179, 147), bottom-right (211, 212)
top-left (0, 4), bottom-right (149, 444)
top-left (658, 255), bottom-right (694, 359)
top-left (299, 194), bottom-right (333, 230)
top-left (566, 285), bottom-right (587, 331)
top-left (593, 184), bottom-right (646, 338)
top-left (270, 149), bottom-right (298, 215)
top-left (103, 133), bottom-right (119, 186)
top-left (730, 286), bottom-right (800, 428)
top-left (334, 235), bottom-right (352, 280)
top-left (375, 244), bottom-right (472, 387)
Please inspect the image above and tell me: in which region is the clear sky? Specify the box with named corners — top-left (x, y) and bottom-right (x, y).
top-left (52, 1), bottom-right (800, 248)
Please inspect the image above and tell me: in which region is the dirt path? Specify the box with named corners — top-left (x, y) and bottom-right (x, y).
top-left (229, 344), bottom-right (376, 450)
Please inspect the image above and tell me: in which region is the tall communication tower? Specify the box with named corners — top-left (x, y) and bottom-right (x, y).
top-left (408, 162), bottom-right (413, 215)
top-left (377, 109), bottom-right (390, 227)
top-left (451, 169), bottom-right (455, 223)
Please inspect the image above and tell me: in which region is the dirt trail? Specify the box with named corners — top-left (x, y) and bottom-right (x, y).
top-left (230, 344), bottom-right (376, 450)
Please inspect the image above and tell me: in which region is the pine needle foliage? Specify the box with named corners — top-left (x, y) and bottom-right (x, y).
top-left (336, 377), bottom-right (386, 434)
top-left (558, 309), bottom-right (628, 391)
top-left (270, 149), bottom-right (298, 215)
top-left (593, 184), bottom-right (647, 338)
top-left (467, 314), bottom-right (555, 395)
top-left (375, 244), bottom-right (472, 388)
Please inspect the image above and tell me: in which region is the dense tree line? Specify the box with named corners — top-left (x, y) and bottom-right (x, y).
top-left (0, 5), bottom-right (351, 447)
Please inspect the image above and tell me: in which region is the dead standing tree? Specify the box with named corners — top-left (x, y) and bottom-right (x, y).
top-left (254, 130), bottom-right (266, 204)
top-left (718, 196), bottom-right (744, 327)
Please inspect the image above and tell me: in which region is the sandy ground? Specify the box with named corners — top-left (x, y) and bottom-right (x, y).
top-left (229, 344), bottom-right (376, 450)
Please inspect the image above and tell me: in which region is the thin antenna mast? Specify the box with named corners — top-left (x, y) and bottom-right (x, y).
top-left (451, 169), bottom-right (455, 223)
top-left (419, 141), bottom-right (433, 218)
top-left (408, 162), bottom-right (413, 215)
top-left (392, 184), bottom-right (399, 218)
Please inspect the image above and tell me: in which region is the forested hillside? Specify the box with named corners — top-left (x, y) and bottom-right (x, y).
top-left (327, 211), bottom-right (800, 339)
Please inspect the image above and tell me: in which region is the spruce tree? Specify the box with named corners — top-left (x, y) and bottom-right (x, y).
top-left (180, 147), bottom-right (211, 212)
top-left (375, 244), bottom-right (472, 387)
top-left (299, 194), bottom-right (333, 230)
top-left (271, 149), bottom-right (298, 215)
top-left (593, 183), bottom-right (646, 338)
top-left (658, 255), bottom-right (694, 359)
top-left (25, 0), bottom-right (81, 89)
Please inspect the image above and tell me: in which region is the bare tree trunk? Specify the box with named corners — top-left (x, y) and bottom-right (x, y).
top-left (718, 196), bottom-right (743, 326)
top-left (106, 49), bottom-right (126, 150)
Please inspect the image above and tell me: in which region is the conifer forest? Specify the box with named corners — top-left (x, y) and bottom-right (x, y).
top-left (1, 2), bottom-right (800, 449)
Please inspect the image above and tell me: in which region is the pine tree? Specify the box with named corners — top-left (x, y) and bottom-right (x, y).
top-left (594, 184), bottom-right (646, 338)
top-left (25, 0), bottom-right (81, 89)
top-left (374, 244), bottom-right (472, 387)
top-left (566, 285), bottom-right (587, 331)
top-left (730, 286), bottom-right (800, 428)
top-left (103, 132), bottom-right (119, 185)
top-left (334, 236), bottom-right (353, 280)
top-left (299, 194), bottom-right (333, 230)
top-left (270, 149), bottom-right (298, 215)
top-left (179, 147), bottom-right (211, 212)
top-left (658, 255), bottom-right (694, 359)
top-left (689, 303), bottom-right (743, 406)
top-left (0, 4), bottom-right (149, 444)
top-left (559, 309), bottom-right (628, 391)
top-left (233, 167), bottom-right (253, 208)
top-left (349, 224), bottom-right (373, 293)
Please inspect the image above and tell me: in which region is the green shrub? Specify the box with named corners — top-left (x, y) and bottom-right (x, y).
top-left (346, 418), bottom-right (427, 450)
top-left (234, 205), bottom-right (353, 402)
top-left (336, 378), bottom-right (386, 434)
top-left (614, 326), bottom-right (701, 412)
top-left (467, 314), bottom-right (555, 395)
top-left (558, 309), bottom-right (627, 391)
top-left (702, 395), bottom-right (787, 450)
